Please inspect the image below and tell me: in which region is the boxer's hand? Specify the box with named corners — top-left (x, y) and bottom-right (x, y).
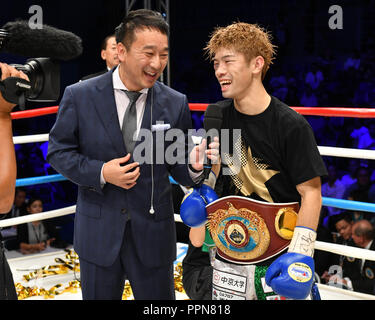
top-left (180, 188), bottom-right (207, 227)
top-left (103, 153), bottom-right (140, 190)
top-left (265, 226), bottom-right (316, 300)
top-left (199, 184), bottom-right (218, 204)
top-left (189, 136), bottom-right (220, 172)
top-left (265, 252), bottom-right (315, 300)
top-left (0, 62), bottom-right (29, 115)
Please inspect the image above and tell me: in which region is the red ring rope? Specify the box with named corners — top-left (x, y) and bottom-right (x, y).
top-left (11, 106), bottom-right (59, 119)
top-left (10, 104), bottom-right (375, 119)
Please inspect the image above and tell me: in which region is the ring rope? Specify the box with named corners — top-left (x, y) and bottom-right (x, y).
top-left (316, 283), bottom-right (375, 300)
top-left (16, 174), bottom-right (67, 187)
top-left (13, 134), bottom-right (49, 145)
top-left (14, 173), bottom-right (375, 214)
top-left (322, 197), bottom-right (375, 213)
top-left (189, 104), bottom-right (375, 117)
top-left (11, 106), bottom-right (59, 119)
top-left (12, 133), bottom-right (375, 161)
top-left (315, 240), bottom-right (375, 261)
top-left (318, 146), bottom-right (375, 160)
top-left (10, 105), bottom-right (375, 119)
top-left (0, 205), bottom-right (76, 228)
top-left (1, 205), bottom-right (375, 264)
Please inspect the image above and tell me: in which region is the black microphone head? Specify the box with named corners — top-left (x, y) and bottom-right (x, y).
top-left (1, 20), bottom-right (83, 60)
top-left (203, 103), bottom-right (223, 132)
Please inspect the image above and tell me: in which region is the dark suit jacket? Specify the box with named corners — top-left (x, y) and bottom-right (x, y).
top-left (80, 69), bottom-right (107, 81)
top-left (47, 69), bottom-right (196, 268)
top-left (342, 240), bottom-right (375, 294)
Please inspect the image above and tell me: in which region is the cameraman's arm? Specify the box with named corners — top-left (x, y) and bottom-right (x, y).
top-left (0, 63), bottom-right (28, 213)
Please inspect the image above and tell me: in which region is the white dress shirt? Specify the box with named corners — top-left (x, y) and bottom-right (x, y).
top-left (112, 66), bottom-right (149, 135)
top-left (100, 65), bottom-right (202, 186)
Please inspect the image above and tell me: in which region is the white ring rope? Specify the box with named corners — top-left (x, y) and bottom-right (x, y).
top-left (0, 205), bottom-right (76, 228)
top-left (13, 134), bottom-right (49, 145)
top-left (315, 240), bottom-right (375, 261)
top-left (316, 283), bottom-right (375, 300)
top-left (2, 206), bottom-right (375, 263)
top-left (11, 133), bottom-right (375, 160)
top-left (318, 146), bottom-right (375, 160)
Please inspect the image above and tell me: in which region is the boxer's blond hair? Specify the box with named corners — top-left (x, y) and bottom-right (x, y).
top-left (204, 22), bottom-right (276, 80)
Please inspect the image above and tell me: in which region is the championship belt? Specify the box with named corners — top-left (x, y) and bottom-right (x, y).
top-left (206, 196), bottom-right (299, 264)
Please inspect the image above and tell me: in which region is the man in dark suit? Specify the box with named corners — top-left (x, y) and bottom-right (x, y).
top-left (47, 9), bottom-right (218, 300)
top-left (323, 218), bottom-right (375, 294)
top-left (348, 219), bottom-right (375, 294)
top-left (81, 34), bottom-right (119, 81)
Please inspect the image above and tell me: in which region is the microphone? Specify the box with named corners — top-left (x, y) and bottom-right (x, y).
top-left (203, 104), bottom-right (223, 179)
top-left (0, 20), bottom-right (82, 60)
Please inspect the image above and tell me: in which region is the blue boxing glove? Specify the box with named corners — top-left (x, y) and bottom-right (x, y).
top-left (180, 188), bottom-right (207, 227)
top-left (265, 226), bottom-right (316, 300)
top-left (199, 184), bottom-right (218, 204)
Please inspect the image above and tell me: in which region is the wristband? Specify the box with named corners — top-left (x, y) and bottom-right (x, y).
top-left (188, 163), bottom-right (203, 174)
top-left (288, 226), bottom-right (316, 258)
top-left (203, 170), bottom-right (217, 189)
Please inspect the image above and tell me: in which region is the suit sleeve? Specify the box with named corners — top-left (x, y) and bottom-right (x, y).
top-left (47, 86), bottom-right (104, 194)
top-left (167, 94), bottom-right (197, 187)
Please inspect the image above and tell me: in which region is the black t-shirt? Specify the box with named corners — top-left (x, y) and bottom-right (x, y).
top-left (183, 96), bottom-right (328, 270)
top-left (183, 240), bottom-right (211, 274)
top-left (216, 96), bottom-right (327, 203)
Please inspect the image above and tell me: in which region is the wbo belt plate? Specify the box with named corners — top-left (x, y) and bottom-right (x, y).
top-left (206, 196), bottom-right (299, 264)
top-left (208, 202), bottom-right (270, 262)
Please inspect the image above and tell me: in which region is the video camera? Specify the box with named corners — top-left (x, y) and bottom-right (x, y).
top-left (0, 57), bottom-right (60, 106)
top-left (0, 20), bottom-right (82, 109)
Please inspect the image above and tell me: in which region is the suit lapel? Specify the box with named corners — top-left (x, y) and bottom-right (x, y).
top-left (91, 75), bottom-right (163, 156)
top-left (92, 70), bottom-right (126, 156)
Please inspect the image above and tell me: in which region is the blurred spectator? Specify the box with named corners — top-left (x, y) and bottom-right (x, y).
top-left (340, 166), bottom-right (375, 225)
top-left (333, 212), bottom-right (355, 246)
top-left (269, 72), bottom-right (288, 101)
top-left (300, 85), bottom-right (318, 107)
top-left (17, 198), bottom-right (67, 254)
top-left (1, 188), bottom-right (28, 250)
top-left (4, 188), bottom-right (27, 220)
top-left (322, 219), bottom-right (375, 294)
top-left (81, 34), bottom-right (119, 81)
top-left (367, 122), bottom-right (375, 150)
top-left (305, 63), bottom-right (324, 90)
top-left (321, 164), bottom-right (346, 228)
top-left (344, 166), bottom-right (374, 202)
top-left (320, 212), bottom-right (355, 284)
top-left (314, 211), bottom-right (336, 281)
top-left (348, 219), bottom-right (375, 294)
top-left (350, 120), bottom-right (374, 149)
top-left (318, 117), bottom-right (344, 147)
top-left (343, 51), bottom-right (361, 71)
top-left (340, 159), bottom-right (358, 189)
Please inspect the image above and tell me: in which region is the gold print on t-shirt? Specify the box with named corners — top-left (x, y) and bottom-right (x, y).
top-left (223, 138), bottom-right (279, 202)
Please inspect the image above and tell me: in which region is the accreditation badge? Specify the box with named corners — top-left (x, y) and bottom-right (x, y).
top-left (365, 267), bottom-right (374, 280)
top-left (206, 196), bottom-right (299, 264)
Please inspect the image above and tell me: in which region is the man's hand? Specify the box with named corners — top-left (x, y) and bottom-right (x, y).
top-left (0, 62), bottom-right (29, 114)
top-left (189, 136), bottom-right (220, 172)
top-left (102, 153), bottom-right (140, 190)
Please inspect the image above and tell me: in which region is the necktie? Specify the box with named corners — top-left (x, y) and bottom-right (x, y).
top-left (122, 90), bottom-right (141, 153)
